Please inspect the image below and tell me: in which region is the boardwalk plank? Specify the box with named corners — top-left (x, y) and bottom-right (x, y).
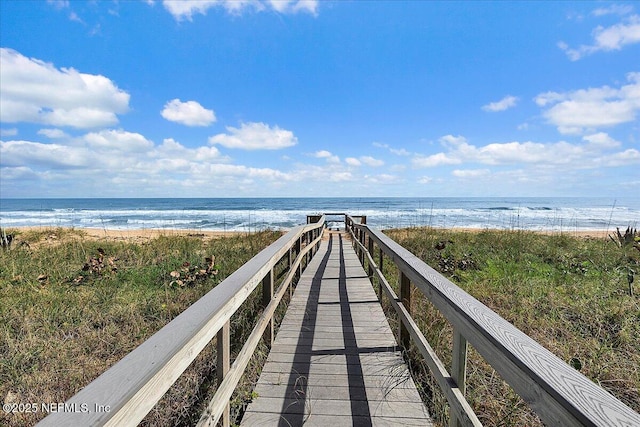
top-left (241, 231), bottom-right (432, 426)
top-left (241, 413), bottom-right (430, 426)
top-left (253, 383), bottom-right (425, 403)
top-left (255, 371), bottom-right (421, 390)
top-left (264, 352), bottom-right (402, 365)
top-left (241, 396), bottom-right (429, 417)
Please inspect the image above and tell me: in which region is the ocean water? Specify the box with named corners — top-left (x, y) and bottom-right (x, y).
top-left (0, 198), bottom-right (638, 232)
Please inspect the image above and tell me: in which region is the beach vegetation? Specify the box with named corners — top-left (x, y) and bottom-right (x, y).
top-left (381, 227), bottom-right (640, 426)
top-left (609, 226), bottom-right (640, 249)
top-left (1, 226), bottom-right (639, 426)
top-left (0, 228), bottom-right (283, 426)
top-left (608, 226), bottom-right (639, 296)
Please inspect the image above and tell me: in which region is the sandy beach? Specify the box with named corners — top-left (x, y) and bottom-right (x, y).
top-left (7, 226), bottom-right (246, 245)
top-left (6, 225), bottom-right (614, 245)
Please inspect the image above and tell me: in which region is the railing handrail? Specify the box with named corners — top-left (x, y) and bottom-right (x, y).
top-left (346, 216), bottom-right (640, 427)
top-left (38, 217), bottom-right (326, 426)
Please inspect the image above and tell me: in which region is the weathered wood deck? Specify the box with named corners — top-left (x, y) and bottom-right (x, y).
top-left (241, 231), bottom-right (433, 426)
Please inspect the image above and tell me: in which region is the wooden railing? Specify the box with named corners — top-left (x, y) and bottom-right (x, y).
top-left (38, 216), bottom-right (327, 427)
top-left (345, 215), bottom-right (640, 427)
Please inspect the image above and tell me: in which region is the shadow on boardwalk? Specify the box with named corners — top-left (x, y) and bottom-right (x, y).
top-left (241, 231), bottom-right (432, 426)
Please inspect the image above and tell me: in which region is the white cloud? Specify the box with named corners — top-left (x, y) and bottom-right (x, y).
top-left (596, 148), bottom-right (640, 167)
top-left (0, 130), bottom-right (220, 174)
top-left (161, 99), bottom-right (216, 127)
top-left (292, 163), bottom-right (355, 184)
top-left (162, 0), bottom-right (317, 20)
top-left (343, 155), bottom-right (384, 167)
top-left (411, 132), bottom-right (639, 170)
top-left (359, 156), bottom-right (384, 167)
top-left (439, 134), bottom-right (468, 147)
top-left (69, 11), bottom-right (84, 24)
top-left (411, 135), bottom-right (469, 167)
top-left (593, 15), bottom-right (640, 48)
top-left (535, 72), bottom-right (640, 134)
top-left (268, 0), bottom-right (318, 15)
top-left (329, 172), bottom-right (353, 182)
top-left (37, 128), bottom-right (69, 139)
top-left (390, 147), bottom-right (410, 156)
top-left (373, 142), bottom-right (411, 156)
top-left (1, 139), bottom-right (92, 169)
top-left (559, 14), bottom-right (640, 60)
top-left (5, 127), bottom-right (639, 197)
top-left (0, 48), bottom-right (130, 129)
top-left (592, 5), bottom-right (634, 17)
top-left (313, 150), bottom-right (340, 163)
top-left (0, 130), bottom-right (303, 196)
top-left (204, 163), bottom-right (292, 181)
top-left (0, 128), bottom-right (18, 137)
top-left (364, 173), bottom-right (399, 184)
top-left (476, 141), bottom-right (571, 164)
top-left (157, 138), bottom-right (224, 162)
top-left (209, 122), bottom-right (297, 150)
top-left (0, 166), bottom-right (39, 181)
top-left (84, 129), bottom-right (154, 152)
top-left (452, 169), bottom-right (491, 178)
top-left (482, 95), bottom-right (519, 112)
top-left (582, 132), bottom-right (621, 149)
top-left (313, 150), bottom-right (332, 158)
top-left (162, 1), bottom-right (227, 20)
top-left (412, 152), bottom-right (461, 168)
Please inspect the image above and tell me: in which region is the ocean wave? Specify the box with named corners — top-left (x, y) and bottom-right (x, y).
top-left (1, 198), bottom-right (638, 231)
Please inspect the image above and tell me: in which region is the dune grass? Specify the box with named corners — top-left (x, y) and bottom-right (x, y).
top-left (2, 226), bottom-right (638, 426)
top-left (381, 227), bottom-right (639, 426)
top-left (0, 228), bottom-right (283, 427)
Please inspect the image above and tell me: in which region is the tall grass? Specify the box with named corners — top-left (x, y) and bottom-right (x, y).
top-left (0, 228), bottom-right (282, 427)
top-left (3, 226), bottom-right (638, 426)
top-left (381, 227), bottom-right (640, 426)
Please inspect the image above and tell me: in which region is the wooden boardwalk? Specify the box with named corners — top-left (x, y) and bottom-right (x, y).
top-left (241, 231), bottom-right (433, 426)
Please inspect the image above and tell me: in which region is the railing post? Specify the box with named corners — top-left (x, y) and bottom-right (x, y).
top-left (262, 268), bottom-right (274, 346)
top-left (297, 236), bottom-right (302, 277)
top-left (378, 247), bottom-right (384, 300)
top-left (399, 271), bottom-right (411, 349)
top-left (367, 232), bottom-right (374, 279)
top-left (305, 231), bottom-right (310, 266)
top-left (216, 321), bottom-right (230, 427)
top-left (310, 229), bottom-right (315, 257)
top-left (450, 330), bottom-right (468, 427)
top-left (288, 246), bottom-right (293, 297)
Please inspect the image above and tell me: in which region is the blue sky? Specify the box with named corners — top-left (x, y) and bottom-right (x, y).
top-left (1, 1), bottom-right (639, 198)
